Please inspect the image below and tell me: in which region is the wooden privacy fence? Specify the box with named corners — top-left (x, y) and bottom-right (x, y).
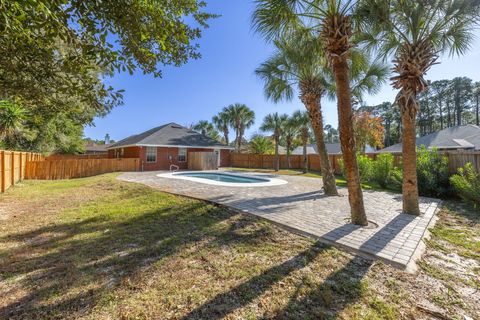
top-left (188, 152), bottom-right (218, 170)
top-left (25, 158), bottom-right (140, 180)
top-left (1, 150), bottom-right (44, 193)
top-left (231, 151), bottom-right (480, 174)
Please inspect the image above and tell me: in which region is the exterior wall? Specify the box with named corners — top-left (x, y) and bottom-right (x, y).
top-left (108, 146), bottom-right (141, 159)
top-left (109, 146), bottom-right (232, 171)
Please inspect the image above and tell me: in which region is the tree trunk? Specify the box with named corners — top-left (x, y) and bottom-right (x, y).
top-left (274, 134), bottom-right (279, 171)
top-left (446, 100), bottom-right (452, 127)
top-left (476, 94), bottom-right (479, 126)
top-left (302, 138), bottom-right (308, 173)
top-left (224, 129), bottom-right (229, 145)
top-left (332, 57), bottom-right (367, 225)
top-left (400, 95), bottom-right (420, 215)
top-left (455, 84), bottom-right (461, 126)
top-left (286, 138), bottom-right (291, 169)
top-left (304, 99), bottom-right (338, 196)
top-left (438, 95), bottom-right (443, 130)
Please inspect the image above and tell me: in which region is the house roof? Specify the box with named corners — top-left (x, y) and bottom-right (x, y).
top-left (109, 123), bottom-right (233, 149)
top-left (291, 143), bottom-right (342, 155)
top-left (85, 143), bottom-right (112, 153)
top-left (378, 125), bottom-right (480, 153)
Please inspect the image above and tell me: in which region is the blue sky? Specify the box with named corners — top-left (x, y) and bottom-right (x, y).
top-left (85, 0), bottom-right (480, 143)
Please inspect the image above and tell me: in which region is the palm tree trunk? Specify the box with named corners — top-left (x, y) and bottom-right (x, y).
top-left (400, 94), bottom-right (420, 215)
top-left (224, 129), bottom-right (229, 145)
top-left (286, 138), bottom-right (291, 169)
top-left (304, 99), bottom-right (338, 196)
top-left (332, 57), bottom-right (367, 225)
top-left (302, 133), bottom-right (308, 174)
top-left (274, 134), bottom-right (279, 171)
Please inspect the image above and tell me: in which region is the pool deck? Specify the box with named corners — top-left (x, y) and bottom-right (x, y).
top-left (118, 170), bottom-right (440, 271)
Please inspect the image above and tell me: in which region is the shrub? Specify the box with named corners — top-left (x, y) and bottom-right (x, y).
top-left (450, 162), bottom-right (480, 208)
top-left (372, 153), bottom-right (394, 188)
top-left (338, 154), bottom-right (373, 183)
top-left (416, 146), bottom-right (451, 198)
top-left (388, 167), bottom-right (403, 190)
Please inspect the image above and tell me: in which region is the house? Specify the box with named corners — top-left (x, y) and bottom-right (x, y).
top-left (378, 125), bottom-right (480, 153)
top-left (84, 142), bottom-right (112, 155)
top-left (291, 143), bottom-right (342, 155)
top-left (107, 123), bottom-right (234, 170)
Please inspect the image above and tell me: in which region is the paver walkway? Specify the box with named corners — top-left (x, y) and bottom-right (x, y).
top-left (118, 171), bottom-right (440, 269)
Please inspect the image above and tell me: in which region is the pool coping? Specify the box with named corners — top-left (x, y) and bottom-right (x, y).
top-left (156, 171), bottom-right (288, 187)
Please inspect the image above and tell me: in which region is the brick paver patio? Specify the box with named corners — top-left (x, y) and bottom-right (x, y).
top-left (118, 171), bottom-right (440, 269)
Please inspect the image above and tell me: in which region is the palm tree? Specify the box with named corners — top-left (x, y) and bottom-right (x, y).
top-left (260, 112), bottom-right (288, 171)
top-left (0, 100), bottom-right (26, 147)
top-left (249, 134), bottom-right (274, 154)
top-left (359, 0), bottom-right (480, 215)
top-left (225, 103), bottom-right (255, 152)
top-left (292, 110), bottom-right (310, 173)
top-left (212, 109), bottom-right (231, 145)
top-left (283, 116), bottom-right (299, 169)
top-left (192, 120), bottom-right (220, 140)
top-left (253, 0), bottom-right (370, 225)
top-left (255, 32), bottom-right (339, 195)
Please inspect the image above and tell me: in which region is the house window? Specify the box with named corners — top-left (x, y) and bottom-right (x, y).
top-left (146, 147), bottom-right (156, 163)
top-left (178, 148), bottom-right (187, 162)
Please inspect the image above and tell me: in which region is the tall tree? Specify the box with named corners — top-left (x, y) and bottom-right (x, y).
top-left (254, 31), bottom-right (339, 195)
top-left (430, 80), bottom-right (450, 130)
top-left (260, 113), bottom-right (288, 171)
top-left (475, 82), bottom-right (480, 126)
top-left (212, 110), bottom-right (231, 145)
top-left (359, 0), bottom-right (480, 215)
top-left (353, 110), bottom-right (385, 152)
top-left (292, 110), bottom-right (311, 173)
top-left (1, 1), bottom-right (214, 153)
top-left (226, 104), bottom-right (255, 152)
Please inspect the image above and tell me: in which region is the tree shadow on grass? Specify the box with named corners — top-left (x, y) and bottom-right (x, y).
top-left (181, 243), bottom-right (327, 320)
top-left (0, 201), bottom-right (239, 319)
top-left (181, 243), bottom-right (372, 320)
top-left (273, 256), bottom-right (372, 319)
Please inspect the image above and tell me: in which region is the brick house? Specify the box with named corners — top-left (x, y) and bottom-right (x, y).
top-left (107, 123), bottom-right (234, 170)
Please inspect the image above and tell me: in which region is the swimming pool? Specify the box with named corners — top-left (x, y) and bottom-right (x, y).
top-left (156, 171), bottom-right (287, 187)
top-left (176, 172), bottom-right (269, 183)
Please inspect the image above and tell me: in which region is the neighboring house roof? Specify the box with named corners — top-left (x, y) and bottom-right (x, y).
top-left (85, 143), bottom-right (112, 153)
top-left (109, 122), bottom-right (234, 149)
top-left (291, 143), bottom-right (342, 155)
top-left (378, 124), bottom-right (480, 153)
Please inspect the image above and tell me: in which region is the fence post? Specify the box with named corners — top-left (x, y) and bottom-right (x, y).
top-left (1, 151), bottom-right (5, 192)
top-left (19, 152), bottom-right (23, 181)
top-left (11, 152), bottom-right (15, 186)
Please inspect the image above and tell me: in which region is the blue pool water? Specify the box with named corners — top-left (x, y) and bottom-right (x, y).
top-left (176, 172), bottom-right (268, 183)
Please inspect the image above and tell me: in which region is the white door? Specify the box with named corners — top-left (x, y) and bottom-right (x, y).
top-left (214, 149), bottom-right (221, 167)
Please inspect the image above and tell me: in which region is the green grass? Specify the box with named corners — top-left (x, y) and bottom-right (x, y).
top-left (230, 167), bottom-right (395, 192)
top-left (0, 174), bottom-right (478, 319)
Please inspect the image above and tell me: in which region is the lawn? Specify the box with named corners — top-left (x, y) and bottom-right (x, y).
top-left (0, 174), bottom-right (478, 319)
top-left (230, 167), bottom-right (389, 191)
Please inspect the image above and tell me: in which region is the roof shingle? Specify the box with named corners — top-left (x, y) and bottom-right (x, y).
top-left (109, 123), bottom-right (233, 149)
